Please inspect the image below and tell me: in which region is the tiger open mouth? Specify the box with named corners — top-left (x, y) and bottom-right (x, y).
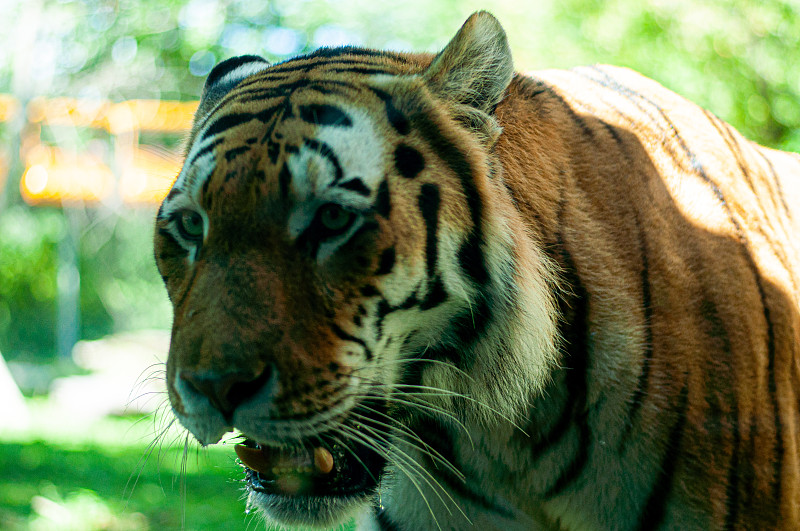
top-left (235, 431), bottom-right (386, 498)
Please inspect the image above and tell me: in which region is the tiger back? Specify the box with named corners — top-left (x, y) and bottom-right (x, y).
top-left (154, 11), bottom-right (800, 530)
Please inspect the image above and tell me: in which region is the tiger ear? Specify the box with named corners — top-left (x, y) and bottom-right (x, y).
top-left (195, 55), bottom-right (270, 122)
top-left (422, 12), bottom-right (513, 144)
top-left (423, 11), bottom-right (513, 115)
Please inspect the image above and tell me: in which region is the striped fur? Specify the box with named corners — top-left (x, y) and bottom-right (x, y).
top-left (154, 11), bottom-right (800, 530)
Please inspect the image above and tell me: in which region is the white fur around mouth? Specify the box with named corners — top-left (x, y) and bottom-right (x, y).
top-left (231, 387), bottom-right (362, 446)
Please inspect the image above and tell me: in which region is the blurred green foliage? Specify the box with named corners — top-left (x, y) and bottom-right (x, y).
top-left (0, 208), bottom-right (60, 361)
top-left (2, 0), bottom-right (798, 142)
top-left (0, 207), bottom-right (171, 365)
top-left (0, 440), bottom-right (244, 530)
top-left (0, 0), bottom-right (797, 364)
top-left (0, 400), bottom-right (357, 530)
top-left (0, 440), bottom-right (354, 530)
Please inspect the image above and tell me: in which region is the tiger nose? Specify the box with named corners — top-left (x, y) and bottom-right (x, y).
top-left (180, 366), bottom-right (274, 420)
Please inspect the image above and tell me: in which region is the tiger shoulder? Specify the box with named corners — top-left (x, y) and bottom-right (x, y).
top-left (154, 10), bottom-right (800, 531)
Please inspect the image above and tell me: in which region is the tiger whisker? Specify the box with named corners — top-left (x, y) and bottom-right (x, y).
top-left (180, 432), bottom-right (190, 530)
top-left (323, 432), bottom-right (381, 489)
top-left (361, 380), bottom-right (530, 436)
top-left (336, 424), bottom-right (445, 531)
top-left (345, 420), bottom-right (468, 518)
top-left (125, 391), bottom-right (169, 414)
top-left (346, 393), bottom-right (475, 447)
top-left (342, 424), bottom-right (454, 516)
top-left (350, 409), bottom-right (465, 481)
top-left (124, 416), bottom-right (177, 505)
top-left (341, 422), bottom-right (471, 525)
top-left (352, 356), bottom-right (478, 385)
top-left (128, 362), bottom-right (167, 398)
top-left (124, 397), bottom-right (172, 440)
top-left (349, 372), bottom-right (529, 435)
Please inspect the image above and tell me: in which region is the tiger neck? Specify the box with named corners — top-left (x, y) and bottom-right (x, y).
top-left (414, 161), bottom-right (563, 430)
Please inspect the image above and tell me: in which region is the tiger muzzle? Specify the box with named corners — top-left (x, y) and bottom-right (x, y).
top-left (180, 365), bottom-right (275, 421)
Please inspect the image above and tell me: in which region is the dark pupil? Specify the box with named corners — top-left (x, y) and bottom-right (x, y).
top-left (327, 207), bottom-right (342, 224)
top-left (322, 205), bottom-right (351, 230)
top-left (183, 212), bottom-right (202, 236)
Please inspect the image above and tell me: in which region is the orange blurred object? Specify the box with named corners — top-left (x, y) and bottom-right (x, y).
top-left (15, 96), bottom-right (198, 206)
top-left (20, 146), bottom-right (114, 205)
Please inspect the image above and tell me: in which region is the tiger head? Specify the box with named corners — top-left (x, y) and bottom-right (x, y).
top-left (154, 11), bottom-right (558, 527)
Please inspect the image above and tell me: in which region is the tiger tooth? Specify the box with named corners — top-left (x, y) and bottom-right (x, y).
top-left (314, 447), bottom-right (335, 475)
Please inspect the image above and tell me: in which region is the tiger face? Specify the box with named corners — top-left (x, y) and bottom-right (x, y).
top-left (155, 12), bottom-right (558, 527)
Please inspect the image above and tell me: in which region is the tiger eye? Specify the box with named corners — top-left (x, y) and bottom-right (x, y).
top-left (319, 204), bottom-right (353, 232)
top-left (178, 210), bottom-right (204, 240)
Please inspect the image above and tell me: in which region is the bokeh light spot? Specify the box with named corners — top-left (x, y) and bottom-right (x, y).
top-left (264, 27), bottom-right (303, 56)
top-left (23, 165), bottom-right (48, 195)
top-left (111, 36), bottom-right (138, 65)
top-left (189, 50), bottom-right (216, 77)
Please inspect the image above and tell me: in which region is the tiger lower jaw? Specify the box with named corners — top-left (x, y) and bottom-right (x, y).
top-left (173, 395), bottom-right (387, 526)
top-left (238, 437), bottom-right (385, 527)
top-left (247, 479), bottom-right (375, 528)
top-left (249, 488), bottom-right (373, 528)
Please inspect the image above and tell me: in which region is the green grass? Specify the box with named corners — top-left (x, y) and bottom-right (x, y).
top-left (0, 402), bottom-right (355, 530)
top-left (0, 439), bottom-right (256, 530)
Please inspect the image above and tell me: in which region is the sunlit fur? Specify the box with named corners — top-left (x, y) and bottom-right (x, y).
top-left (154, 11), bottom-right (800, 530)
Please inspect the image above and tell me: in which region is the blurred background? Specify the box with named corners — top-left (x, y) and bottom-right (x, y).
top-left (0, 0), bottom-right (798, 529)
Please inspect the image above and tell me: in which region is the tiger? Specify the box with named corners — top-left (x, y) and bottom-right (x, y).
top-left (153, 10), bottom-right (800, 531)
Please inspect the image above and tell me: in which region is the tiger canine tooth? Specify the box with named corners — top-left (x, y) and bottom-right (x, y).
top-left (314, 447), bottom-right (334, 474)
top-left (234, 444), bottom-right (271, 475)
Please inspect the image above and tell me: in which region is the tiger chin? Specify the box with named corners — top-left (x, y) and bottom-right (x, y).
top-left (154, 10), bottom-right (800, 531)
